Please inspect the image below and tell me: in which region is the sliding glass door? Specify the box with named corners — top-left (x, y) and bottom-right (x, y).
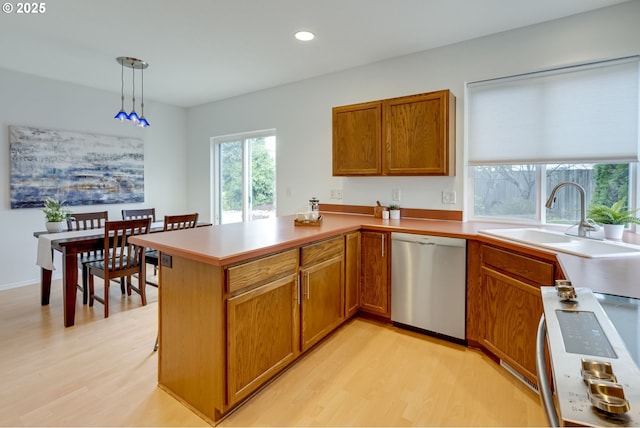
top-left (213, 131), bottom-right (276, 224)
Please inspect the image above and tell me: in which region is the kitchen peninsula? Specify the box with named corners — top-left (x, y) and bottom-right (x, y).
top-left (129, 212), bottom-right (640, 425)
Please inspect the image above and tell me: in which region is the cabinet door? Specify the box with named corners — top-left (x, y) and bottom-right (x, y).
top-left (360, 231), bottom-right (390, 317)
top-left (332, 101), bottom-right (382, 175)
top-left (300, 255), bottom-right (345, 351)
top-left (482, 266), bottom-right (543, 384)
top-left (345, 231), bottom-right (361, 318)
top-left (227, 274), bottom-right (300, 406)
top-left (382, 90), bottom-right (455, 176)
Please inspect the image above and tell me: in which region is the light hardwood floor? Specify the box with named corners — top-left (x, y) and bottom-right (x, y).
top-left (0, 273), bottom-right (547, 427)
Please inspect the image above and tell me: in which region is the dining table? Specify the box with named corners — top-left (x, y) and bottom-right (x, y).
top-left (34, 221), bottom-right (210, 327)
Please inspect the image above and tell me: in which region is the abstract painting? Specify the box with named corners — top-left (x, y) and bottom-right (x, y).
top-left (9, 126), bottom-right (144, 208)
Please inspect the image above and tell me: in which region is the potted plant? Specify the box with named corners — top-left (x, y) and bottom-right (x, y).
top-left (587, 197), bottom-right (640, 240)
top-left (388, 204), bottom-right (401, 220)
top-left (43, 197), bottom-right (71, 233)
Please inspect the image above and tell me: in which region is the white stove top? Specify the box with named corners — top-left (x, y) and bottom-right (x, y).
top-left (541, 287), bottom-right (640, 427)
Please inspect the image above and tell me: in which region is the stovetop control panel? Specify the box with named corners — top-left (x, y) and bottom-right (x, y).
top-left (541, 285), bottom-right (640, 426)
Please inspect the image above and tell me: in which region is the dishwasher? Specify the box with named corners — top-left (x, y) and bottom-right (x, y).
top-left (391, 232), bottom-right (467, 343)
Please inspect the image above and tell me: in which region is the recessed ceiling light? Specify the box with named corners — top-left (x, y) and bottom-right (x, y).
top-left (294, 31), bottom-right (315, 41)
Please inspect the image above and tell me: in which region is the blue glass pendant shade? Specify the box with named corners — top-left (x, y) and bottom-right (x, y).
top-left (114, 110), bottom-right (128, 121)
top-left (127, 110), bottom-right (140, 123)
top-left (137, 117), bottom-right (150, 128)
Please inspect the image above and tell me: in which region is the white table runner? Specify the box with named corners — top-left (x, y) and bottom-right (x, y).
top-left (36, 221), bottom-right (164, 270)
top-left (36, 229), bottom-right (103, 270)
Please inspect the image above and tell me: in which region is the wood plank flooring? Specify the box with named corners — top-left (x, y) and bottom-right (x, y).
top-left (0, 275), bottom-right (547, 427)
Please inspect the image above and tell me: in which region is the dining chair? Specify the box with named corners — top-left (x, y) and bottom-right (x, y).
top-left (121, 208), bottom-right (156, 222)
top-left (66, 211), bottom-right (109, 304)
top-left (145, 213), bottom-right (199, 351)
top-left (146, 212), bottom-right (199, 286)
top-left (86, 218), bottom-right (151, 318)
top-left (122, 207), bottom-right (157, 277)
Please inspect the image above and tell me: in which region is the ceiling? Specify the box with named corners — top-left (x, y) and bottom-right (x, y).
top-left (0, 0), bottom-right (629, 108)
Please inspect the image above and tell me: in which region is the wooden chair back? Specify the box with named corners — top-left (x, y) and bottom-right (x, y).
top-left (88, 218), bottom-right (151, 317)
top-left (103, 218), bottom-right (151, 278)
top-left (121, 208), bottom-right (156, 222)
top-left (164, 213), bottom-right (199, 231)
top-left (67, 211), bottom-right (108, 231)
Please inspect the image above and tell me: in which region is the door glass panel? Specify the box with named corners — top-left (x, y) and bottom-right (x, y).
top-left (217, 133), bottom-right (276, 224)
top-left (220, 140), bottom-right (243, 224)
top-left (249, 136), bottom-right (276, 221)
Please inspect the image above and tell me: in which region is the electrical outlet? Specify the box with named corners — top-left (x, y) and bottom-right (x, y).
top-left (392, 189), bottom-right (401, 201)
top-left (442, 191), bottom-right (456, 204)
top-left (330, 189), bottom-right (343, 200)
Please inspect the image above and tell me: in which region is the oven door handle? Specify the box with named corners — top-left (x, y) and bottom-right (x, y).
top-left (536, 314), bottom-right (560, 427)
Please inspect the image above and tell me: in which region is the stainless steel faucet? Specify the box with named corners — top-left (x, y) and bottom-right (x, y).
top-left (545, 181), bottom-right (598, 238)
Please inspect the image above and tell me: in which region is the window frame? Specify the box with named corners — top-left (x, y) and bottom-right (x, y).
top-left (210, 129), bottom-right (276, 225)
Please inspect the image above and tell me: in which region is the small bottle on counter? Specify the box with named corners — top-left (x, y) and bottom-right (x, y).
top-left (309, 197), bottom-right (320, 220)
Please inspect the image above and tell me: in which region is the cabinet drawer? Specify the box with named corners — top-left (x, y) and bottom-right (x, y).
top-left (301, 236), bottom-right (344, 267)
top-left (227, 249), bottom-right (298, 294)
top-left (482, 245), bottom-right (554, 286)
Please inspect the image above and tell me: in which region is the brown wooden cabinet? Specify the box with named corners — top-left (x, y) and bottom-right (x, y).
top-left (344, 231), bottom-right (361, 318)
top-left (226, 249), bottom-right (300, 406)
top-left (332, 90), bottom-right (455, 176)
top-left (469, 242), bottom-right (558, 386)
top-left (332, 101), bottom-right (382, 175)
top-left (360, 230), bottom-right (390, 317)
top-left (227, 274), bottom-right (300, 406)
top-left (300, 236), bottom-right (345, 351)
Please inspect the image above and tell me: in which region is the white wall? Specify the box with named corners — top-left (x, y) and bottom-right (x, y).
top-left (186, 2), bottom-right (640, 221)
top-left (0, 69), bottom-right (188, 289)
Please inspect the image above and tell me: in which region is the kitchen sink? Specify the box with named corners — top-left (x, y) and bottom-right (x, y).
top-left (479, 228), bottom-right (640, 258)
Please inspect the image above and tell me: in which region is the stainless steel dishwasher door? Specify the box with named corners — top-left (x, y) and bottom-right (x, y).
top-left (391, 233), bottom-right (467, 341)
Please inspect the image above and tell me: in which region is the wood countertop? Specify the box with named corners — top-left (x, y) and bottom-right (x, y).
top-left (128, 213), bottom-right (521, 266)
top-left (129, 212), bottom-right (640, 300)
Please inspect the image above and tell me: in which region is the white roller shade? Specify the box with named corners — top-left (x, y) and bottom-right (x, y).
top-left (467, 56), bottom-right (640, 165)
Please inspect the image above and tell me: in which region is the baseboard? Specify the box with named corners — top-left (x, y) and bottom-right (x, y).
top-left (500, 359), bottom-right (539, 393)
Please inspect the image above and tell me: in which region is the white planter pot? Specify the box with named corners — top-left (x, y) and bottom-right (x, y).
top-left (603, 224), bottom-right (624, 240)
top-left (45, 221), bottom-right (67, 233)
top-left (389, 209), bottom-right (400, 220)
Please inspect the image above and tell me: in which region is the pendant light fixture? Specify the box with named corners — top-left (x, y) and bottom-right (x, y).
top-left (114, 56), bottom-right (149, 127)
top-left (114, 59), bottom-right (128, 121)
top-left (137, 65), bottom-right (150, 127)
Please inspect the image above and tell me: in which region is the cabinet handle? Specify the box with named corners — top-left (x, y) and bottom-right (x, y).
top-left (296, 275), bottom-right (301, 305)
top-left (381, 234), bottom-right (385, 257)
top-left (305, 272), bottom-right (310, 300)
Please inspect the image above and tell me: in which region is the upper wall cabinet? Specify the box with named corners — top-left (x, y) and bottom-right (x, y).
top-left (332, 89), bottom-right (456, 176)
top-left (332, 101), bottom-right (382, 175)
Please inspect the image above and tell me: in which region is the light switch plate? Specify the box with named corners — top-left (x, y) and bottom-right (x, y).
top-left (442, 191), bottom-right (456, 204)
top-left (392, 189), bottom-right (401, 201)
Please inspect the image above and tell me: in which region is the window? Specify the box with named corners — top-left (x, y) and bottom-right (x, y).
top-left (212, 131), bottom-right (276, 224)
top-left (466, 57), bottom-right (639, 227)
top-left (471, 163), bottom-right (632, 226)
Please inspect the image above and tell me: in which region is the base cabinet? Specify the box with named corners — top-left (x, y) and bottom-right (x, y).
top-left (472, 243), bottom-right (558, 386)
top-left (482, 266), bottom-right (545, 383)
top-left (301, 255), bottom-right (344, 351)
top-left (227, 274), bottom-right (300, 406)
top-left (360, 230), bottom-right (390, 317)
top-left (226, 237), bottom-right (345, 407)
top-left (344, 231), bottom-right (361, 318)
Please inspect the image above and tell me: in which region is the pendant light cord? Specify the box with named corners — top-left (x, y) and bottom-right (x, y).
top-left (120, 60), bottom-right (125, 109)
top-left (131, 62), bottom-right (136, 111)
top-left (140, 66), bottom-right (144, 115)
